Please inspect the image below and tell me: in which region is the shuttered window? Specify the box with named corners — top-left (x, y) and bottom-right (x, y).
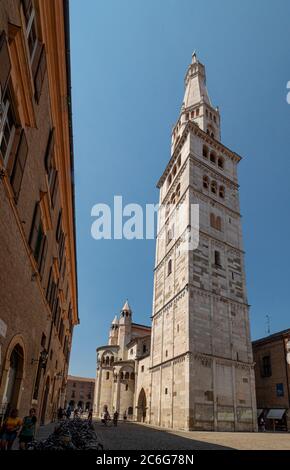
top-left (34, 45), bottom-right (46, 102)
top-left (29, 202), bottom-right (47, 277)
top-left (50, 168), bottom-right (58, 208)
top-left (45, 128), bottom-right (55, 173)
top-left (0, 31), bottom-right (11, 93)
top-left (10, 130), bottom-right (28, 201)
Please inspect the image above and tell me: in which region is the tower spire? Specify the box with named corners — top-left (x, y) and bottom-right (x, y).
top-left (171, 52), bottom-right (221, 151)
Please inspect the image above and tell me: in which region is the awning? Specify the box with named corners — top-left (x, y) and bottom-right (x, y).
top-left (266, 409), bottom-right (286, 420)
top-left (257, 409), bottom-right (264, 418)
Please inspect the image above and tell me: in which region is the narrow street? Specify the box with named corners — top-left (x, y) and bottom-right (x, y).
top-left (94, 421), bottom-right (290, 450)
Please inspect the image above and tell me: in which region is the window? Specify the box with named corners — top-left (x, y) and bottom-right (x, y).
top-left (125, 372), bottom-right (129, 380)
top-left (167, 259), bottom-right (172, 276)
top-left (167, 225), bottom-right (174, 244)
top-left (172, 165), bottom-right (177, 177)
top-left (34, 45), bottom-right (47, 102)
top-left (23, 0), bottom-right (38, 63)
top-left (185, 113), bottom-right (189, 120)
top-left (29, 202), bottom-right (47, 277)
top-left (176, 183), bottom-right (180, 199)
top-left (142, 344), bottom-right (146, 353)
top-left (218, 157), bottom-right (224, 169)
top-left (0, 88), bottom-right (17, 166)
top-left (177, 324), bottom-right (179, 333)
top-left (73, 383), bottom-right (76, 388)
top-left (106, 372), bottom-right (110, 380)
top-left (202, 145), bottom-right (208, 159)
top-left (165, 350), bottom-right (168, 357)
top-left (44, 128), bottom-right (55, 173)
top-left (177, 155), bottom-right (181, 167)
top-left (262, 355), bottom-right (272, 377)
top-left (10, 130), bottom-right (28, 201)
top-left (214, 250), bottom-right (221, 267)
top-left (210, 213), bottom-right (216, 229)
top-left (211, 180), bottom-right (217, 194)
top-left (210, 213), bottom-right (221, 231)
top-left (141, 365), bottom-right (144, 372)
top-left (125, 384), bottom-right (128, 391)
top-left (130, 372), bottom-right (134, 380)
top-left (276, 383), bottom-right (284, 397)
top-left (165, 388), bottom-right (168, 395)
top-left (216, 216), bottom-right (222, 231)
top-left (167, 174), bottom-right (172, 186)
top-left (219, 186), bottom-right (225, 199)
top-left (128, 407), bottom-right (133, 415)
top-left (196, 108), bottom-right (199, 116)
top-left (203, 175), bottom-right (209, 189)
top-left (210, 152), bottom-right (216, 164)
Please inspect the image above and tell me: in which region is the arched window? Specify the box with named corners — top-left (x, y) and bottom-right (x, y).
top-left (202, 145), bottom-right (208, 158)
top-left (106, 356), bottom-right (109, 365)
top-left (130, 372), bottom-right (135, 380)
top-left (219, 186), bottom-right (225, 199)
top-left (177, 155), bottom-right (181, 167)
top-left (176, 183), bottom-right (180, 199)
top-left (218, 157), bottom-right (224, 169)
top-left (191, 111), bottom-right (194, 118)
top-left (125, 384), bottom-right (128, 391)
top-left (211, 180), bottom-right (217, 194)
top-left (125, 372), bottom-right (129, 380)
top-left (106, 372), bottom-right (110, 380)
top-left (168, 174), bottom-right (172, 186)
top-left (210, 213), bottom-right (216, 228)
top-left (173, 165), bottom-right (177, 177)
top-left (120, 372), bottom-right (124, 380)
top-left (196, 108), bottom-right (200, 116)
top-left (203, 176), bottom-right (209, 189)
top-left (168, 259), bottom-right (172, 276)
top-left (110, 356), bottom-right (114, 365)
top-left (210, 152), bottom-right (216, 164)
top-left (170, 192), bottom-right (176, 205)
top-left (128, 407), bottom-right (133, 415)
top-left (216, 216), bottom-right (222, 231)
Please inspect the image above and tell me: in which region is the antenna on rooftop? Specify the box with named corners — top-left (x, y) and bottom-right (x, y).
top-left (266, 314), bottom-right (271, 335)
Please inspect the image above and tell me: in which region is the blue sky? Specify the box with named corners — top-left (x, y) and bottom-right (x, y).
top-left (69, 0), bottom-right (290, 377)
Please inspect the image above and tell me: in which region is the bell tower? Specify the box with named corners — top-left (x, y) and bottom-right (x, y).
top-left (149, 53), bottom-right (257, 431)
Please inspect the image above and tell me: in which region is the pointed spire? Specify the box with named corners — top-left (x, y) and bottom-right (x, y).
top-left (121, 300), bottom-right (131, 313)
top-left (112, 315), bottom-right (119, 325)
top-left (183, 51), bottom-right (211, 109)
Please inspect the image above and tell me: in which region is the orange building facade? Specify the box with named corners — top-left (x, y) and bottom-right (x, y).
top-left (0, 0), bottom-right (78, 425)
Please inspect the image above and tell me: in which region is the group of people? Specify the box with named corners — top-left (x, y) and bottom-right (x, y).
top-left (57, 406), bottom-right (93, 423)
top-left (0, 408), bottom-right (37, 451)
top-left (101, 408), bottom-right (128, 427)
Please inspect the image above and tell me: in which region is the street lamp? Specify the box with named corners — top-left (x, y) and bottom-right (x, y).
top-left (31, 349), bottom-right (48, 368)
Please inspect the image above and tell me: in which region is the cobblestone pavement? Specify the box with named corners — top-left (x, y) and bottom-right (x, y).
top-left (94, 421), bottom-right (290, 450)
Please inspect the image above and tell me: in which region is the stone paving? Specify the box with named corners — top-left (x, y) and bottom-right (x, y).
top-left (94, 420), bottom-right (290, 450)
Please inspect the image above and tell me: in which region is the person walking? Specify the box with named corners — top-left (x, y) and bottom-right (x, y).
top-left (0, 409), bottom-right (22, 450)
top-left (88, 409), bottom-right (93, 424)
top-left (18, 408), bottom-right (37, 450)
top-left (113, 410), bottom-right (119, 427)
